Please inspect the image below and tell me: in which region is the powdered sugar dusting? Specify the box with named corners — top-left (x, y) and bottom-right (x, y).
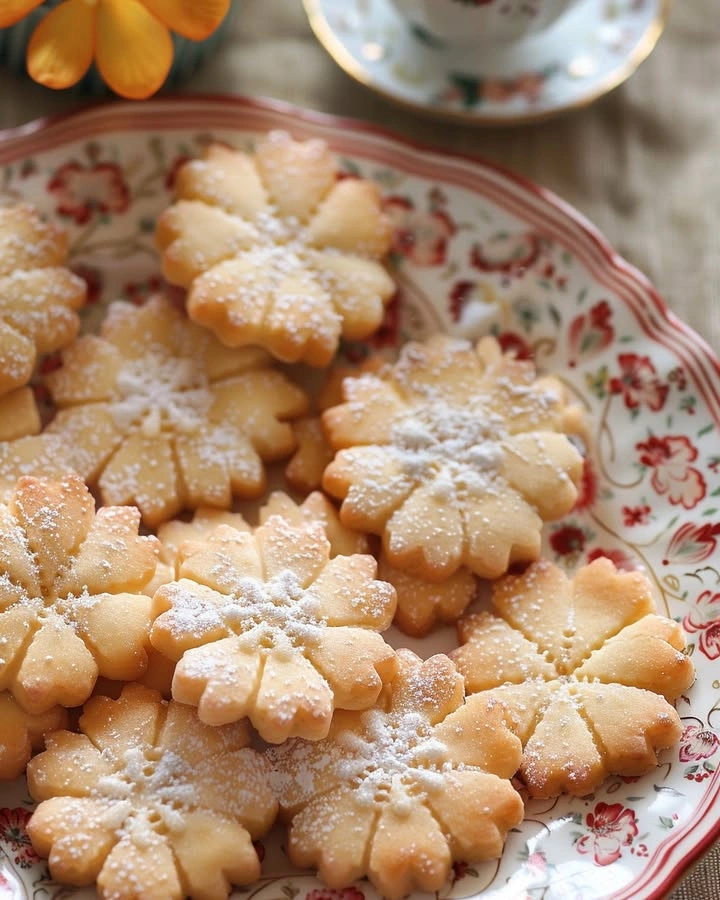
top-left (161, 568), bottom-right (327, 656)
top-left (336, 708), bottom-right (451, 809)
top-left (270, 702), bottom-right (454, 817)
top-left (95, 746), bottom-right (197, 841)
top-left (389, 402), bottom-right (504, 494)
top-left (111, 350), bottom-right (212, 435)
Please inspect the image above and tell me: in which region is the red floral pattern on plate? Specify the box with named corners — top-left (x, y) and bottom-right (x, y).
top-left (48, 160), bottom-right (130, 224)
top-left (610, 352), bottom-right (669, 413)
top-left (680, 724), bottom-right (720, 763)
top-left (383, 195), bottom-right (456, 265)
top-left (622, 504), bottom-right (651, 527)
top-left (636, 435), bottom-right (706, 509)
top-left (664, 522), bottom-right (720, 565)
top-left (587, 547), bottom-right (637, 571)
top-left (576, 802), bottom-right (639, 866)
top-left (550, 523), bottom-right (587, 556)
top-left (495, 329), bottom-right (534, 360)
top-left (567, 300), bottom-right (614, 366)
top-left (0, 809), bottom-right (38, 869)
top-left (470, 231), bottom-right (541, 275)
top-left (683, 591), bottom-right (720, 660)
top-left (574, 457), bottom-right (599, 511)
top-left (306, 890), bottom-right (365, 900)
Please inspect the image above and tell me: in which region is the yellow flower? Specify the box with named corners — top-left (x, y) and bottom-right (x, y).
top-left (1, 0), bottom-right (230, 100)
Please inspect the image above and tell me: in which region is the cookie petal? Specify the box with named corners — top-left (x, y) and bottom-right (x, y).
top-left (97, 832), bottom-right (181, 899)
top-left (253, 650), bottom-right (333, 743)
top-left (171, 636), bottom-right (261, 726)
top-left (171, 811), bottom-right (261, 896)
top-left (27, 796), bottom-right (118, 886)
top-left (368, 786), bottom-right (451, 900)
top-left (426, 769), bottom-right (523, 860)
top-left (288, 785), bottom-right (375, 886)
top-left (310, 627), bottom-right (396, 710)
top-left (14, 615), bottom-right (98, 713)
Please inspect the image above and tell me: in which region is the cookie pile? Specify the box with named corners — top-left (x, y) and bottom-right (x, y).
top-left (0, 133), bottom-right (695, 900)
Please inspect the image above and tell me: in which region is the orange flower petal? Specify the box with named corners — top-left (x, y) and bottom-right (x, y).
top-left (95, 0), bottom-right (173, 100)
top-left (26, 0), bottom-right (95, 90)
top-left (0, 0), bottom-right (44, 28)
top-left (140, 0), bottom-right (230, 40)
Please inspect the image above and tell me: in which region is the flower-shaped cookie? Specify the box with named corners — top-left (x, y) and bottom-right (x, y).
top-left (150, 514), bottom-right (397, 742)
top-left (323, 335), bottom-right (584, 581)
top-left (268, 649), bottom-right (524, 899)
top-left (155, 133), bottom-right (395, 366)
top-left (0, 204), bottom-right (85, 399)
top-left (44, 294), bottom-right (308, 525)
top-left (450, 558), bottom-right (695, 798)
top-left (27, 684), bottom-right (277, 900)
top-left (0, 474), bottom-right (159, 714)
top-left (0, 692), bottom-right (67, 781)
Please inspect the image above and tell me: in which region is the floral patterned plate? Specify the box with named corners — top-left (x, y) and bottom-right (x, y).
top-left (0, 95), bottom-right (719, 900)
top-left (304, 0), bottom-right (668, 124)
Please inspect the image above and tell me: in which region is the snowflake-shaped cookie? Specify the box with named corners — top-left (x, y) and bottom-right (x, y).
top-left (155, 133), bottom-right (395, 366)
top-left (0, 474), bottom-right (159, 714)
top-left (323, 335), bottom-right (584, 581)
top-left (268, 649), bottom-right (524, 899)
top-left (450, 558), bottom-right (695, 798)
top-left (150, 514), bottom-right (397, 742)
top-left (44, 294), bottom-right (308, 525)
top-left (27, 684), bottom-right (277, 899)
top-left (0, 204), bottom-right (85, 399)
top-left (0, 692), bottom-right (67, 781)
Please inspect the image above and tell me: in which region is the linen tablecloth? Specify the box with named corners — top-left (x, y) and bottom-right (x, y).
top-left (0, 1), bottom-right (718, 896)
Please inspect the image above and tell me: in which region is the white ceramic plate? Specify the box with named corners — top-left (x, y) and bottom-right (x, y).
top-left (0, 96), bottom-right (719, 900)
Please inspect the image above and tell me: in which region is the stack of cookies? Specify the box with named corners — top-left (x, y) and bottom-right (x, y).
top-left (0, 132), bottom-right (695, 900)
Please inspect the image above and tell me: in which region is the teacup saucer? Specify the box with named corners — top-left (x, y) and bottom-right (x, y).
top-left (303, 0), bottom-right (668, 125)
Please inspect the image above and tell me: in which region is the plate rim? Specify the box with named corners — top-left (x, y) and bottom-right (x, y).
top-left (0, 91), bottom-right (719, 900)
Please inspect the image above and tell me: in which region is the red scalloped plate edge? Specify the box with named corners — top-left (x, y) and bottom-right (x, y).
top-left (0, 92), bottom-right (719, 900)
